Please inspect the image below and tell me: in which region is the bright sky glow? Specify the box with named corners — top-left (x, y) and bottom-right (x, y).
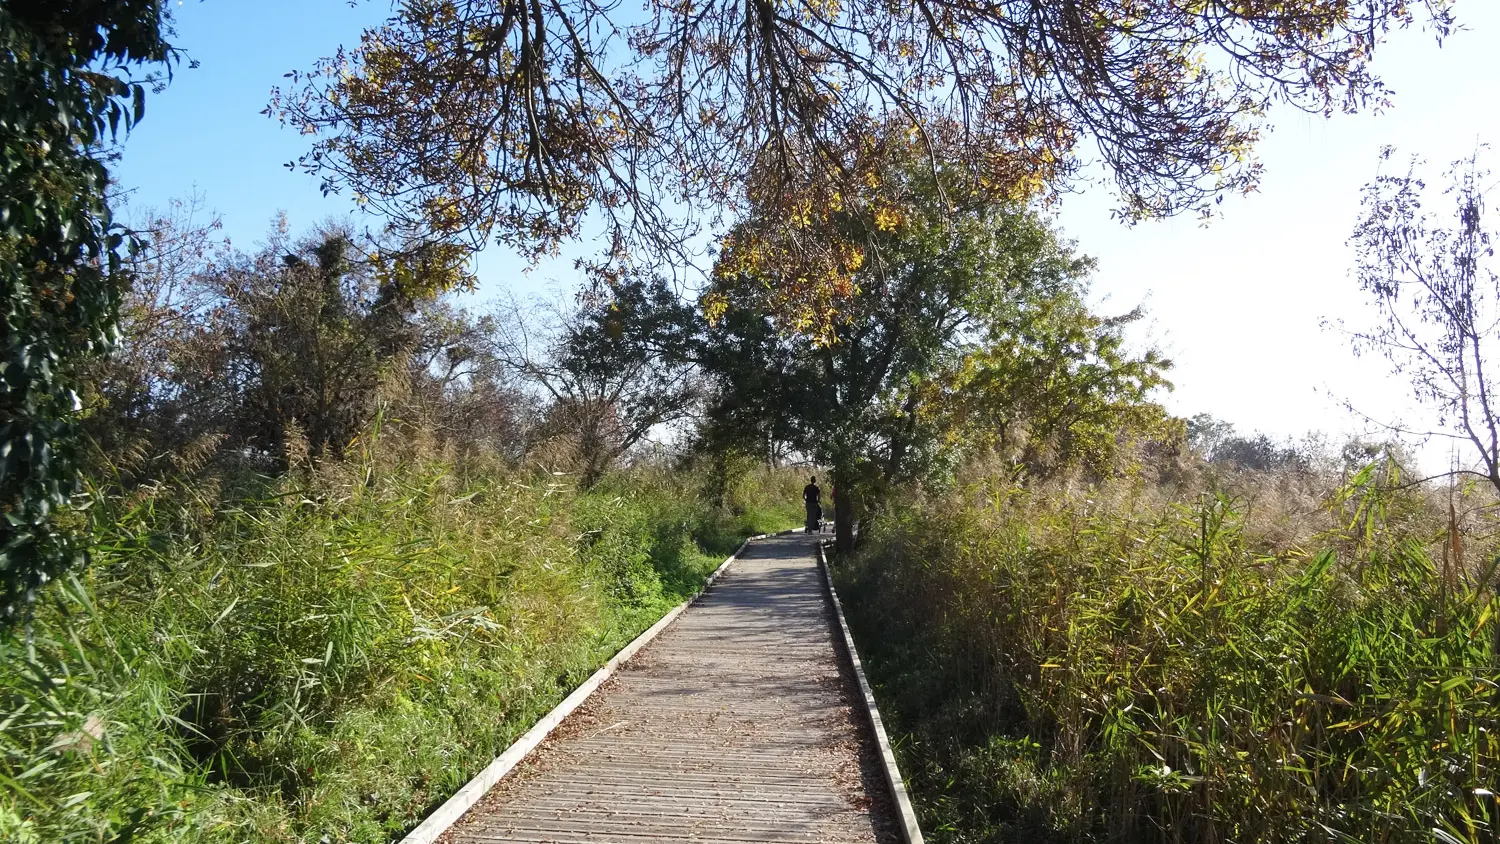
top-left (115, 0), bottom-right (1500, 467)
top-left (1053, 4), bottom-right (1500, 470)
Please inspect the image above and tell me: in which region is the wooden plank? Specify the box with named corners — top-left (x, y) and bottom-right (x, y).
top-left (433, 532), bottom-right (893, 844)
top-left (397, 533), bottom-right (771, 844)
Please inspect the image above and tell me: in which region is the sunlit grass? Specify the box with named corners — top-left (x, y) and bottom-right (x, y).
top-left (0, 450), bottom-right (798, 842)
top-left (839, 461), bottom-right (1500, 843)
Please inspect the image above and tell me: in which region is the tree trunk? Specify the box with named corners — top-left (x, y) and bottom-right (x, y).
top-left (834, 470), bottom-right (856, 554)
top-left (709, 450), bottom-right (729, 509)
top-left (886, 393), bottom-right (920, 483)
top-left (886, 437), bottom-right (905, 485)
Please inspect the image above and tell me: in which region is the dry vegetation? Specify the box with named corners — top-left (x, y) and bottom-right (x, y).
top-left (839, 442), bottom-right (1500, 843)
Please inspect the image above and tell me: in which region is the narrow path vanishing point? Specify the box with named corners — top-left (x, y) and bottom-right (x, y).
top-left (438, 532), bottom-right (896, 844)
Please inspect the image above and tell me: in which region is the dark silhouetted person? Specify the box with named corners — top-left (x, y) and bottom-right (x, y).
top-left (803, 476), bottom-right (822, 533)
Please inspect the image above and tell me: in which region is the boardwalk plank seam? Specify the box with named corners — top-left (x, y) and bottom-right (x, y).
top-left (818, 541), bottom-right (927, 844)
top-left (397, 531), bottom-right (781, 844)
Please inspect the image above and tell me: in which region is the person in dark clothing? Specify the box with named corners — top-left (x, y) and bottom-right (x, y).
top-left (803, 476), bottom-right (822, 533)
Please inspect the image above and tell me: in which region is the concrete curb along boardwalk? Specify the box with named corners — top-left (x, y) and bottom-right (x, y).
top-left (420, 532), bottom-right (905, 844)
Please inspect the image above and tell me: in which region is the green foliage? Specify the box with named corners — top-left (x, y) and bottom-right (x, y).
top-left (703, 152), bottom-right (1172, 547)
top-left (502, 275), bottom-right (701, 489)
top-left (0, 1), bottom-right (171, 621)
top-left (941, 298), bottom-right (1176, 473)
top-left (78, 211), bottom-right (521, 484)
top-left (839, 465), bottom-right (1500, 843)
top-left (0, 445), bottom-right (795, 842)
top-left (203, 224), bottom-right (419, 462)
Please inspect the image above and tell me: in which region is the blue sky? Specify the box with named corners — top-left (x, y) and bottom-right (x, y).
top-left (115, 0), bottom-right (1500, 463)
top-left (114, 0), bottom-right (384, 246)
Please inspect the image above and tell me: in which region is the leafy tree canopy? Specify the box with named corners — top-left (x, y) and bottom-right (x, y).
top-left (492, 276), bottom-right (701, 488)
top-left (699, 147), bottom-right (1173, 548)
top-left (275, 0), bottom-right (1451, 322)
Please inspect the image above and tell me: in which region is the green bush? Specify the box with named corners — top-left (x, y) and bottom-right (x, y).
top-left (0, 1), bottom-right (172, 621)
top-left (0, 450), bottom-right (796, 842)
top-left (839, 465), bottom-right (1500, 843)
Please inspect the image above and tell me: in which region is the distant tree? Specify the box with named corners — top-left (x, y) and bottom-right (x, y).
top-left (84, 218), bottom-right (470, 475)
top-left (210, 225), bottom-right (419, 462)
top-left (494, 276), bottom-right (700, 488)
top-left (702, 150), bottom-right (1172, 550)
top-left (80, 195), bottom-right (228, 481)
top-left (273, 0), bottom-right (1450, 330)
top-left (0, 2), bottom-right (175, 620)
top-left (1185, 414), bottom-right (1318, 474)
top-left (1213, 434), bottom-right (1297, 474)
top-left (1187, 413), bottom-right (1238, 460)
top-left (401, 300), bottom-right (533, 460)
top-left (1349, 149), bottom-right (1500, 495)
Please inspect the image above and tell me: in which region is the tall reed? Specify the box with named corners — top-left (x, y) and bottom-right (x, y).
top-left (0, 449), bottom-right (797, 842)
top-left (839, 462), bottom-right (1500, 843)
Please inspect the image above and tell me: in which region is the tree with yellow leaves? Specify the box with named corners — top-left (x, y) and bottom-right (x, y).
top-left (698, 149), bottom-right (1173, 551)
top-left (273, 0), bottom-right (1454, 326)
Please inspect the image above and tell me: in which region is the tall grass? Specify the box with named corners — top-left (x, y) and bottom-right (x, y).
top-left (838, 462), bottom-right (1500, 843)
top-left (0, 447), bottom-right (798, 843)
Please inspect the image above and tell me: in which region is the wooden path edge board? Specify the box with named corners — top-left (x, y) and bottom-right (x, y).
top-left (397, 530), bottom-right (790, 844)
top-left (818, 541), bottom-right (926, 844)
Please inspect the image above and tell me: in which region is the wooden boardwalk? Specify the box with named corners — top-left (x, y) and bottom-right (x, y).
top-left (438, 532), bottom-right (894, 843)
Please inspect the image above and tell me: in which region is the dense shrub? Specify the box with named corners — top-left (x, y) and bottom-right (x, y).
top-left (0, 447), bottom-right (797, 843)
top-left (0, 0), bottom-right (172, 621)
top-left (839, 465), bottom-right (1500, 843)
